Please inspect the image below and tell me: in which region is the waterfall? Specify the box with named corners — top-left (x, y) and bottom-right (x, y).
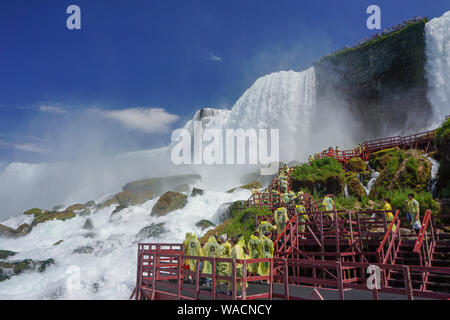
top-left (425, 11), bottom-right (450, 125)
top-left (425, 155), bottom-right (440, 196)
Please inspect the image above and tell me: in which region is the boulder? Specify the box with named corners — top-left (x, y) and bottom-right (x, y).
top-left (136, 223), bottom-right (167, 239)
top-left (31, 210), bottom-right (76, 227)
top-left (0, 250), bottom-right (16, 260)
top-left (370, 149), bottom-right (431, 199)
top-left (195, 220), bottom-right (215, 230)
top-left (99, 198), bottom-right (120, 209)
top-left (347, 157), bottom-right (367, 172)
top-left (191, 188), bottom-right (204, 197)
top-left (227, 182), bottom-right (262, 193)
top-left (0, 258), bottom-right (55, 282)
top-left (214, 201), bottom-right (247, 223)
top-left (346, 176), bottom-right (366, 199)
top-left (151, 192), bottom-right (188, 216)
top-left (115, 190), bottom-right (154, 206)
top-left (23, 208), bottom-right (42, 216)
top-left (0, 223), bottom-right (31, 238)
top-left (110, 205), bottom-right (128, 219)
top-left (122, 174), bottom-right (201, 196)
top-left (84, 200), bottom-right (96, 207)
top-left (66, 204), bottom-right (87, 212)
top-left (82, 219), bottom-right (94, 230)
top-left (174, 184), bottom-right (190, 193)
top-left (73, 246), bottom-right (94, 254)
top-left (53, 240), bottom-right (64, 246)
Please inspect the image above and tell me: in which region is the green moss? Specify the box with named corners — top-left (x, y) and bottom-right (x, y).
top-left (435, 119), bottom-right (450, 197)
top-left (23, 208), bottom-right (42, 216)
top-left (31, 210), bottom-right (76, 227)
top-left (347, 157), bottom-right (367, 172)
top-left (370, 149), bottom-right (431, 199)
top-left (291, 158), bottom-right (345, 196)
top-left (200, 207), bottom-right (271, 244)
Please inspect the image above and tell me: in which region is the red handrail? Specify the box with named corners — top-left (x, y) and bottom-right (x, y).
top-left (413, 210), bottom-right (433, 254)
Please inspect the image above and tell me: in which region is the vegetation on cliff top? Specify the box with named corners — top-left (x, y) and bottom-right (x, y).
top-left (435, 119), bottom-right (450, 198)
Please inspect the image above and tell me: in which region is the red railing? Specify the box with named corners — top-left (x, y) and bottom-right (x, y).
top-left (413, 210), bottom-right (435, 266)
top-left (377, 210), bottom-right (401, 265)
top-left (317, 129), bottom-right (436, 163)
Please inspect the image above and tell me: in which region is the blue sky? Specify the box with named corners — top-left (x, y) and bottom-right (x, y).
top-left (0, 0), bottom-right (449, 166)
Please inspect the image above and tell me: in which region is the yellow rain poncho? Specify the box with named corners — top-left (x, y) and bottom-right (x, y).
top-left (228, 242), bottom-right (247, 292)
top-left (296, 204), bottom-right (309, 233)
top-left (257, 221), bottom-right (276, 236)
top-left (185, 234), bottom-right (203, 272)
top-left (382, 202), bottom-right (397, 233)
top-left (202, 236), bottom-right (219, 275)
top-left (258, 234), bottom-right (274, 276)
top-left (216, 241), bottom-right (232, 286)
top-left (247, 235), bottom-right (261, 273)
top-left (322, 196), bottom-right (335, 219)
top-left (238, 236), bottom-right (248, 253)
top-left (274, 207), bottom-right (289, 234)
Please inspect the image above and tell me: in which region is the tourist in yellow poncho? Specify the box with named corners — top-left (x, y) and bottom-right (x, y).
top-left (322, 195), bottom-right (335, 220)
top-left (202, 236), bottom-right (219, 286)
top-left (257, 221), bottom-right (276, 237)
top-left (296, 204), bottom-right (309, 235)
top-left (216, 235), bottom-right (232, 289)
top-left (383, 198), bottom-right (396, 233)
top-left (406, 193), bottom-right (421, 234)
top-left (247, 232), bottom-right (262, 275)
top-left (227, 237), bottom-right (247, 293)
top-left (185, 233), bottom-right (203, 272)
top-left (258, 233), bottom-right (274, 277)
top-left (274, 207), bottom-right (289, 235)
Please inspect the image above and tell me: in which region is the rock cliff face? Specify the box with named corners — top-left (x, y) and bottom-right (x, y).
top-left (314, 21), bottom-right (432, 138)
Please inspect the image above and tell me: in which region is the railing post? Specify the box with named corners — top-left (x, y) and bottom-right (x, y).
top-left (242, 260), bottom-right (247, 300)
top-left (195, 258), bottom-right (200, 300)
top-left (284, 259), bottom-right (289, 300)
top-left (402, 266), bottom-right (414, 300)
top-left (269, 259), bottom-right (273, 300)
top-left (336, 261), bottom-right (344, 300)
top-left (232, 260), bottom-right (237, 300)
top-left (212, 258), bottom-right (217, 300)
top-left (177, 256), bottom-right (182, 300)
top-left (152, 253), bottom-right (157, 300)
top-left (136, 246), bottom-right (142, 300)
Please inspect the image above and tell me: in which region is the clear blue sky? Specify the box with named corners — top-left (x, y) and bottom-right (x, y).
top-left (0, 0), bottom-right (448, 166)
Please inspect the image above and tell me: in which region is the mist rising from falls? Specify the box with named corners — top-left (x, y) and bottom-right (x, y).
top-left (425, 11), bottom-right (450, 125)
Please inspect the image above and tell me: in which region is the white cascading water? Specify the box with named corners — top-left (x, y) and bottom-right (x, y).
top-left (425, 11), bottom-right (450, 125)
top-left (225, 68), bottom-right (317, 162)
top-left (425, 155), bottom-right (440, 196)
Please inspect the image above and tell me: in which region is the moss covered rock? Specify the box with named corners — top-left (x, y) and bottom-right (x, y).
top-left (66, 204), bottom-right (87, 212)
top-left (31, 210), bottom-right (76, 227)
top-left (369, 148), bottom-right (397, 171)
top-left (191, 188), bottom-right (204, 197)
top-left (195, 220), bottom-right (215, 231)
top-left (290, 158), bottom-right (345, 196)
top-left (347, 157), bottom-right (367, 172)
top-left (0, 250), bottom-right (16, 260)
top-left (199, 220), bottom-right (233, 244)
top-left (0, 258), bottom-right (55, 282)
top-left (369, 148), bottom-right (431, 199)
top-left (227, 182), bottom-right (262, 193)
top-left (136, 223), bottom-right (167, 239)
top-left (151, 191), bottom-right (188, 216)
top-left (346, 175), bottom-right (366, 200)
top-left (23, 208), bottom-right (43, 216)
top-left (0, 223), bottom-right (32, 238)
